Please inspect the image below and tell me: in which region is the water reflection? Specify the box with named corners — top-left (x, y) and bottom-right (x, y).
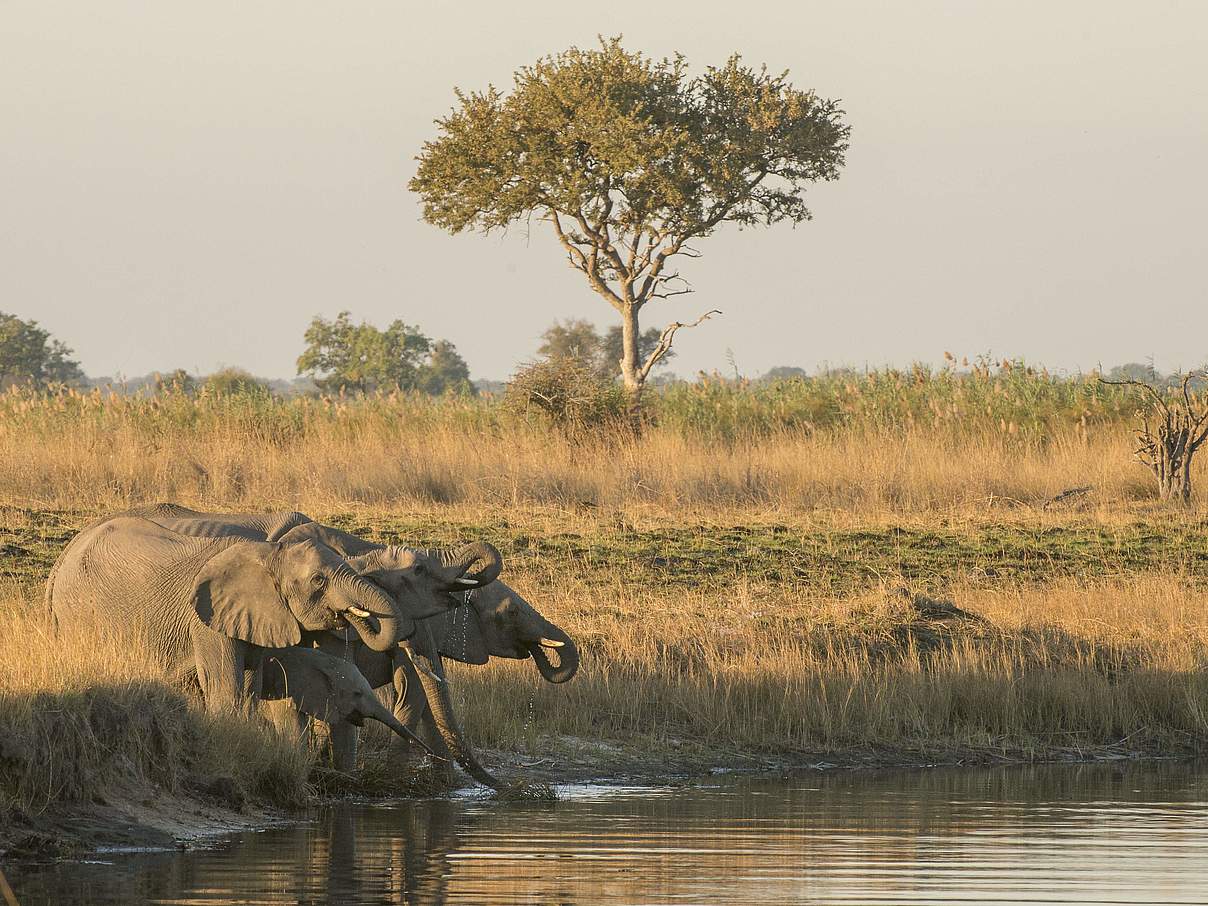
top-left (8, 761), bottom-right (1208, 905)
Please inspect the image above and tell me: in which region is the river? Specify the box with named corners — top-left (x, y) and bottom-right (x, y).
top-left (7, 761), bottom-right (1208, 905)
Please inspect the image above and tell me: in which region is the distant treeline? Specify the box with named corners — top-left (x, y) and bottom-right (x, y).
top-left (5, 310), bottom-right (1204, 423)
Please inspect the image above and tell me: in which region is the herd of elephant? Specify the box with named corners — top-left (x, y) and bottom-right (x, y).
top-left (43, 504), bottom-right (580, 789)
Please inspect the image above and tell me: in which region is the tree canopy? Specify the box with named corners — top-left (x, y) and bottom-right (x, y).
top-left (0, 312), bottom-right (84, 387)
top-left (417, 339), bottom-right (474, 395)
top-left (411, 37), bottom-right (849, 408)
top-left (297, 311), bottom-right (473, 395)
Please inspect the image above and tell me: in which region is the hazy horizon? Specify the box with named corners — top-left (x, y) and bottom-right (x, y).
top-left (4, 2), bottom-right (1206, 382)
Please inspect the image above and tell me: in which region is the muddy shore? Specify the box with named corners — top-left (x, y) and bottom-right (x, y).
top-left (2, 735), bottom-right (1189, 863)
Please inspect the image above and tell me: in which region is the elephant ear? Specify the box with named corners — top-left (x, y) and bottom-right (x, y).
top-left (191, 542), bottom-right (301, 648)
top-left (426, 603), bottom-right (490, 665)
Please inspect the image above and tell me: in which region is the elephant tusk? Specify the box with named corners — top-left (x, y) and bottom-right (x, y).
top-left (347, 606), bottom-right (373, 618)
top-left (412, 658), bottom-right (445, 685)
top-left (538, 637), bottom-right (565, 649)
top-left (454, 577), bottom-right (478, 586)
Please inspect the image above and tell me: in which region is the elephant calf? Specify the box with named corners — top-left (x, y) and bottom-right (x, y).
top-left (259, 646), bottom-right (439, 765)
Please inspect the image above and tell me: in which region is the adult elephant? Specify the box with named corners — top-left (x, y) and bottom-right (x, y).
top-left (284, 522), bottom-right (579, 788)
top-left (120, 505), bottom-right (576, 788)
top-left (351, 582), bottom-right (579, 788)
top-left (44, 515), bottom-right (409, 711)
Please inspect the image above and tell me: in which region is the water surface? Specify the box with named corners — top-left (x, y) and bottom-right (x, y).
top-left (9, 761), bottom-right (1208, 905)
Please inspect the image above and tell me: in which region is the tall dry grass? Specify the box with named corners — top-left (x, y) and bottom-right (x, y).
top-left (453, 574), bottom-right (1208, 758)
top-left (0, 583), bottom-right (311, 822)
top-left (0, 382), bottom-right (1187, 515)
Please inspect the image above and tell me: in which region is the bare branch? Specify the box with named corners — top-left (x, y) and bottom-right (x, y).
top-left (1099, 377), bottom-right (1171, 419)
top-left (635, 235), bottom-right (691, 307)
top-left (1102, 373), bottom-right (1208, 504)
top-left (637, 309), bottom-right (722, 382)
top-left (649, 272), bottom-right (694, 300)
top-left (548, 211), bottom-right (626, 310)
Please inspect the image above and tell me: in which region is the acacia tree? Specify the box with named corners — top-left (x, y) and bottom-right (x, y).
top-left (410, 37), bottom-right (849, 416)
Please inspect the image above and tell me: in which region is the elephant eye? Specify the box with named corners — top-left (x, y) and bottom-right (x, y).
top-left (310, 573), bottom-right (327, 589)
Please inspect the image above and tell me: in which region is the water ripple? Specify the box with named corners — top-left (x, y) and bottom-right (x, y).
top-left (7, 761), bottom-right (1208, 905)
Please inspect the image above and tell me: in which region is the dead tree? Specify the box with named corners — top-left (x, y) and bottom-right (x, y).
top-left (1100, 372), bottom-right (1208, 504)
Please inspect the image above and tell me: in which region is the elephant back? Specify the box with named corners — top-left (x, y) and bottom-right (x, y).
top-left (124, 503), bottom-right (313, 542)
top-left (47, 516), bottom-right (240, 659)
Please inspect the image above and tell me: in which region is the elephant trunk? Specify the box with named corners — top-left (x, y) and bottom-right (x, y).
top-left (437, 541), bottom-right (503, 588)
top-left (411, 651), bottom-right (501, 788)
top-left (527, 626), bottom-right (579, 684)
top-left (335, 573), bottom-right (409, 652)
top-left (375, 710), bottom-right (442, 761)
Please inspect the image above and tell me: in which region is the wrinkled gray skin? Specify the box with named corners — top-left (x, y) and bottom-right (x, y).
top-left (293, 524), bottom-right (579, 789)
top-left (44, 515), bottom-right (404, 712)
top-left (128, 506), bottom-right (576, 788)
top-left (259, 646), bottom-right (441, 763)
top-left (113, 505), bottom-right (515, 779)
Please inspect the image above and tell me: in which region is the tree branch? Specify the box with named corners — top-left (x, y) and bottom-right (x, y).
top-left (1099, 377), bottom-right (1173, 420)
top-left (549, 211), bottom-right (626, 310)
top-left (637, 309), bottom-right (721, 382)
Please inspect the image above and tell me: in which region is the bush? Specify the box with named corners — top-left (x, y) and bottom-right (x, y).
top-left (202, 367), bottom-right (273, 398)
top-left (503, 358), bottom-right (630, 438)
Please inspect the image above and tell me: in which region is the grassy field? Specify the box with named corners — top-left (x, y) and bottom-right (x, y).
top-left (0, 367), bottom-right (1163, 513)
top-left (1, 374), bottom-right (1206, 835)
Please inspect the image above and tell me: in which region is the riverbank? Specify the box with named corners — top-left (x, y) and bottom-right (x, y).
top-left (3, 734), bottom-right (1193, 860)
top-left (3, 503), bottom-right (1207, 856)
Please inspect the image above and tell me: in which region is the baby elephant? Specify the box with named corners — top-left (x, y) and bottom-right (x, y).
top-left (259, 647), bottom-right (439, 765)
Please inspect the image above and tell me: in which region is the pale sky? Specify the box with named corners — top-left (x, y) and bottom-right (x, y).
top-left (3, 2), bottom-right (1206, 381)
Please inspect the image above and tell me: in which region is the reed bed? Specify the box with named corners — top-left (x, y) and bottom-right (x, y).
top-left (453, 574), bottom-right (1208, 759)
top-left (0, 372), bottom-right (1191, 514)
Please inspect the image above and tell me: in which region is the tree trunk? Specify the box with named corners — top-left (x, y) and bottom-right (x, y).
top-left (619, 304), bottom-right (644, 432)
top-left (1149, 426), bottom-right (1194, 505)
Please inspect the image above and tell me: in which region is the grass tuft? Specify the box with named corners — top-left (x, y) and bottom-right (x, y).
top-left (0, 587), bottom-right (312, 827)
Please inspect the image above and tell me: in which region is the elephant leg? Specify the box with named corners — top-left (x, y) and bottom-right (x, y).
top-left (190, 624), bottom-right (247, 713)
top-left (242, 658), bottom-right (264, 704)
top-left (393, 653), bottom-right (456, 782)
top-left (391, 653), bottom-right (428, 746)
top-left (329, 719), bottom-right (358, 772)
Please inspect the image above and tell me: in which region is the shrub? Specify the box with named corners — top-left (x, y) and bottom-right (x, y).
top-left (503, 358), bottom-right (630, 438)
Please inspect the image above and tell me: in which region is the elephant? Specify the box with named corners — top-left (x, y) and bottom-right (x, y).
top-left (279, 522), bottom-right (579, 788)
top-left (258, 646), bottom-right (440, 763)
top-left (113, 505), bottom-right (578, 788)
top-left (44, 511), bottom-right (496, 715)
